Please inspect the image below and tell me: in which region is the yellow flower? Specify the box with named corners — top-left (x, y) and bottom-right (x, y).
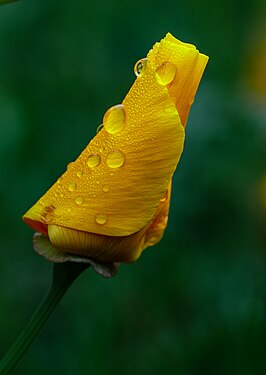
top-left (23, 33), bottom-right (208, 263)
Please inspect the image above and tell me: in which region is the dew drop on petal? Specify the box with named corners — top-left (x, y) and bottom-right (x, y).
top-left (41, 206), bottom-right (55, 223)
top-left (102, 185), bottom-right (110, 193)
top-left (103, 104), bottom-right (126, 135)
top-left (156, 62), bottom-right (176, 85)
top-left (160, 190), bottom-right (168, 203)
top-left (75, 196), bottom-right (84, 205)
top-left (76, 170), bottom-right (83, 178)
top-left (95, 213), bottom-right (107, 225)
top-left (67, 162), bottom-right (74, 169)
top-left (68, 182), bottom-right (77, 192)
top-left (106, 150), bottom-right (125, 169)
top-left (87, 154), bottom-right (101, 168)
top-left (96, 124), bottom-right (104, 133)
top-left (134, 58), bottom-right (147, 77)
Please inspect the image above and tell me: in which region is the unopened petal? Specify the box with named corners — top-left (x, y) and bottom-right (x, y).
top-left (48, 224), bottom-right (146, 263)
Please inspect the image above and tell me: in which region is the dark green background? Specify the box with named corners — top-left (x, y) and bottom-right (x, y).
top-left (1, 0), bottom-right (266, 374)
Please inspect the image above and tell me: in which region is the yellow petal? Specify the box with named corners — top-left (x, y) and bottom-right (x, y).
top-left (46, 181), bottom-right (172, 263)
top-left (148, 32), bottom-right (208, 126)
top-left (140, 180), bottom-right (172, 250)
top-left (23, 33), bottom-right (208, 244)
top-left (47, 223), bottom-right (145, 263)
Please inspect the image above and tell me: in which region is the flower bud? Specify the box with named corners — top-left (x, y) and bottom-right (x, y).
top-left (23, 33), bottom-right (208, 263)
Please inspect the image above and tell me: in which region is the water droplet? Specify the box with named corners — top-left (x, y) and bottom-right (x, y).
top-left (106, 150), bottom-right (125, 169)
top-left (134, 58), bottom-right (147, 77)
top-left (75, 196), bottom-right (84, 205)
top-left (76, 170), bottom-right (83, 178)
top-left (67, 208), bottom-right (72, 213)
top-left (103, 104), bottom-right (126, 135)
top-left (87, 154), bottom-right (101, 168)
top-left (99, 146), bottom-right (104, 152)
top-left (41, 206), bottom-right (55, 223)
top-left (96, 124), bottom-right (104, 133)
top-left (95, 213), bottom-right (107, 225)
top-left (110, 172), bottom-right (114, 176)
top-left (102, 185), bottom-right (110, 193)
top-left (160, 190), bottom-right (168, 203)
top-left (67, 162), bottom-right (74, 169)
top-left (156, 62), bottom-right (176, 85)
top-left (68, 182), bottom-right (77, 192)
top-left (59, 193), bottom-right (64, 198)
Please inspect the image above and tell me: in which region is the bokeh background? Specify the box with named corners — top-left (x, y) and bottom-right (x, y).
top-left (1, 0), bottom-right (266, 374)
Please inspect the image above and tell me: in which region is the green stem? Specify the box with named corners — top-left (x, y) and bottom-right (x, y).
top-left (0, 262), bottom-right (89, 375)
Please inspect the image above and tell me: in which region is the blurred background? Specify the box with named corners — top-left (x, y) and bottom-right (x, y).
top-left (0, 0), bottom-right (266, 374)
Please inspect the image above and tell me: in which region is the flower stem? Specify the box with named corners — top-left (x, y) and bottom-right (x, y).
top-left (0, 262), bottom-right (89, 375)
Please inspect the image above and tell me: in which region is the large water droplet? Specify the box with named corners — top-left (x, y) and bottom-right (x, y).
top-left (156, 62), bottom-right (176, 85)
top-left (41, 206), bottom-right (55, 223)
top-left (68, 182), bottom-right (77, 192)
top-left (87, 154), bottom-right (101, 168)
top-left (106, 150), bottom-right (125, 169)
top-left (95, 213), bottom-right (107, 225)
top-left (103, 104), bottom-right (126, 135)
top-left (134, 58), bottom-right (147, 77)
top-left (75, 196), bottom-right (84, 205)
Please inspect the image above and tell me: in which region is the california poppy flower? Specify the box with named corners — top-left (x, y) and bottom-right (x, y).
top-left (23, 33), bottom-right (208, 263)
